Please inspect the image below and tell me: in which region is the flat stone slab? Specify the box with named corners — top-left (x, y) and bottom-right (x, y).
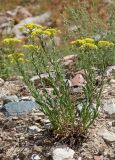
top-left (1, 101), bottom-right (39, 116)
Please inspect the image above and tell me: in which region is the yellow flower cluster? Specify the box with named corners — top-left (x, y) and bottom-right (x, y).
top-left (71, 38), bottom-right (114, 50)
top-left (31, 29), bottom-right (44, 36)
top-left (20, 23), bottom-right (43, 31)
top-left (80, 43), bottom-right (98, 50)
top-left (71, 38), bottom-right (94, 46)
top-left (3, 38), bottom-right (22, 45)
top-left (84, 38), bottom-right (95, 43)
top-left (71, 38), bottom-right (97, 50)
top-left (98, 41), bottom-right (114, 48)
top-left (23, 44), bottom-right (39, 50)
top-left (20, 22), bottom-right (58, 37)
top-left (31, 28), bottom-right (58, 37)
top-left (8, 52), bottom-right (29, 63)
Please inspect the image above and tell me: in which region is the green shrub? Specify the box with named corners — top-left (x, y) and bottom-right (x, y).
top-left (1, 23), bottom-right (115, 139)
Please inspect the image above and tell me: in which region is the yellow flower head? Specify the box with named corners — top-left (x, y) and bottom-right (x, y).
top-left (20, 23), bottom-right (43, 31)
top-left (43, 30), bottom-right (52, 36)
top-left (18, 58), bottom-right (25, 62)
top-left (31, 28), bottom-right (58, 37)
top-left (71, 39), bottom-right (86, 46)
top-left (18, 58), bottom-right (30, 63)
top-left (23, 44), bottom-right (39, 50)
top-left (12, 52), bottom-right (25, 59)
top-left (8, 52), bottom-right (24, 61)
top-left (31, 29), bottom-right (44, 37)
top-left (7, 54), bottom-right (15, 63)
top-left (84, 38), bottom-right (95, 43)
top-left (98, 41), bottom-right (114, 48)
top-left (3, 38), bottom-right (22, 45)
top-left (45, 28), bottom-right (57, 36)
top-left (15, 52), bottom-right (24, 57)
top-left (80, 43), bottom-right (98, 50)
top-left (70, 40), bottom-right (76, 45)
top-left (8, 52), bottom-right (29, 63)
top-left (8, 54), bottom-right (13, 58)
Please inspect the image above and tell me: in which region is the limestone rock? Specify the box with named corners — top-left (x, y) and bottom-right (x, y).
top-left (52, 146), bottom-right (75, 160)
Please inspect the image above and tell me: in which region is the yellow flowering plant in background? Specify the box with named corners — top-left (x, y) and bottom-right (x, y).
top-left (2, 38), bottom-right (22, 46)
top-left (70, 37), bottom-right (115, 130)
top-left (19, 23), bottom-right (59, 39)
top-left (80, 43), bottom-right (98, 50)
top-left (98, 41), bottom-right (114, 48)
top-left (8, 52), bottom-right (30, 64)
top-left (23, 44), bottom-right (39, 50)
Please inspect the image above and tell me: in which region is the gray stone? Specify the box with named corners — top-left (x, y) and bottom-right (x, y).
top-left (103, 99), bottom-right (115, 116)
top-left (28, 125), bottom-right (42, 133)
top-left (71, 86), bottom-right (83, 93)
top-left (1, 101), bottom-right (39, 116)
top-left (0, 78), bottom-right (4, 87)
top-left (52, 146), bottom-right (75, 160)
top-left (2, 95), bottom-right (19, 105)
top-left (98, 128), bottom-right (115, 142)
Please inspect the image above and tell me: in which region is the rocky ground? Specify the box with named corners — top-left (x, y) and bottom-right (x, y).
top-left (0, 63), bottom-right (115, 160)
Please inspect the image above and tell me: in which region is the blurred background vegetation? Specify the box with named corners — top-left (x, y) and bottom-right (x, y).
top-left (0, 0), bottom-right (115, 78)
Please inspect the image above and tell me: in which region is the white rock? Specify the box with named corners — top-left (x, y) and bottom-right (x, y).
top-left (0, 78), bottom-right (4, 87)
top-left (106, 66), bottom-right (115, 76)
top-left (110, 79), bottom-right (115, 84)
top-left (31, 154), bottom-right (41, 160)
top-left (103, 99), bottom-right (115, 115)
top-left (20, 96), bottom-right (35, 101)
top-left (63, 59), bottom-right (73, 67)
top-left (98, 128), bottom-right (115, 142)
top-left (63, 55), bottom-right (77, 61)
top-left (29, 126), bottom-right (42, 133)
top-left (52, 146), bottom-right (75, 160)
